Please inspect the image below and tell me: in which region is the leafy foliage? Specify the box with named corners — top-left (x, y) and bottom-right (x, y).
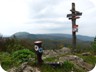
top-left (0, 34), bottom-right (95, 71)
top-left (12, 49), bottom-right (35, 63)
top-left (0, 52), bottom-right (13, 70)
top-left (0, 49), bottom-right (35, 70)
top-left (5, 38), bottom-right (26, 53)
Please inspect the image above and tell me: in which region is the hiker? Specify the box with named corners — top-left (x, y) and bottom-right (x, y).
top-left (34, 41), bottom-right (43, 65)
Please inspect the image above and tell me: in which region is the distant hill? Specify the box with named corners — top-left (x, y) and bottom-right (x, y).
top-left (12, 32), bottom-right (94, 41)
top-left (13, 32), bottom-right (36, 39)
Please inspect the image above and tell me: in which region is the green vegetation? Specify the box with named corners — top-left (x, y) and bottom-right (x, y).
top-left (91, 37), bottom-right (96, 55)
top-left (44, 57), bottom-right (57, 62)
top-left (0, 49), bottom-right (35, 70)
top-left (12, 49), bottom-right (35, 63)
top-left (0, 52), bottom-right (13, 70)
top-left (39, 61), bottom-right (84, 72)
top-left (0, 35), bottom-right (96, 72)
top-left (77, 54), bottom-right (96, 65)
top-left (82, 56), bottom-right (96, 65)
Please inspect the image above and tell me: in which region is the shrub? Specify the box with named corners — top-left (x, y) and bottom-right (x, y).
top-left (0, 52), bottom-right (13, 70)
top-left (12, 49), bottom-right (35, 63)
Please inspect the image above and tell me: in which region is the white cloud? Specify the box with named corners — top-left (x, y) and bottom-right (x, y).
top-left (0, 0), bottom-right (96, 36)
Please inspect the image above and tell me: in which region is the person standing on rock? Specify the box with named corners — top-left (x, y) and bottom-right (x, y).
top-left (34, 41), bottom-right (43, 65)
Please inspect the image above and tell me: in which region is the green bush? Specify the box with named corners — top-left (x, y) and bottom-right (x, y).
top-left (0, 49), bottom-right (35, 70)
top-left (0, 52), bottom-right (13, 70)
top-left (1, 59), bottom-right (13, 70)
top-left (12, 49), bottom-right (35, 63)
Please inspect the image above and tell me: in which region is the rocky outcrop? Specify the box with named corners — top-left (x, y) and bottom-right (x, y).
top-left (59, 55), bottom-right (93, 71)
top-left (8, 62), bottom-right (40, 72)
top-left (43, 47), bottom-right (93, 71)
top-left (7, 47), bottom-right (94, 72)
top-left (43, 47), bottom-right (71, 58)
top-left (55, 47), bottom-right (71, 54)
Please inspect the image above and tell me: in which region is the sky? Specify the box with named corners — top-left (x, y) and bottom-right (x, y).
top-left (0, 0), bottom-right (96, 37)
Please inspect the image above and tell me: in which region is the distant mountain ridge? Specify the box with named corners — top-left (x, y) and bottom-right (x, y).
top-left (13, 32), bottom-right (36, 39)
top-left (12, 32), bottom-right (94, 41)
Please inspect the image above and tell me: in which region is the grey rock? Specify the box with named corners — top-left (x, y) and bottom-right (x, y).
top-left (8, 62), bottom-right (40, 72)
top-left (59, 55), bottom-right (93, 71)
top-left (82, 52), bottom-right (91, 56)
top-left (43, 47), bottom-right (71, 58)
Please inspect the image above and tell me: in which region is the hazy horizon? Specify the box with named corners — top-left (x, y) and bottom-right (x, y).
top-left (1, 31), bottom-right (95, 37)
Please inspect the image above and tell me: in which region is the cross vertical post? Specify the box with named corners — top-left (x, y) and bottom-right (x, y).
top-left (67, 3), bottom-right (82, 53)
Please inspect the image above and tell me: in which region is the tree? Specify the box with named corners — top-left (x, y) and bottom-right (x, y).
top-left (0, 34), bottom-right (6, 51)
top-left (91, 37), bottom-right (96, 55)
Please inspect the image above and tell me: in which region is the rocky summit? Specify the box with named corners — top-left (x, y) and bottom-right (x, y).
top-left (7, 47), bottom-right (94, 72)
